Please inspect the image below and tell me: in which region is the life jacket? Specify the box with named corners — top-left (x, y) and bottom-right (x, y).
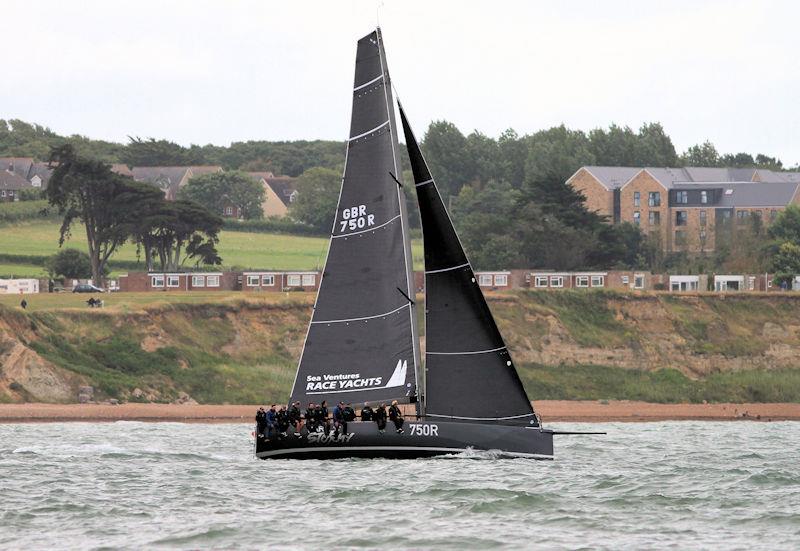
top-left (343, 407), bottom-right (356, 422)
top-left (389, 405), bottom-right (401, 420)
top-left (361, 407), bottom-right (373, 420)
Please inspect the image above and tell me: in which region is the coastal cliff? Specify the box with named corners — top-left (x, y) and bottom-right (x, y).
top-left (2, 291), bottom-right (800, 404)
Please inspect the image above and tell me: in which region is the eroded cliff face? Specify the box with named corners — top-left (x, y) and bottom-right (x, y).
top-left (2, 292), bottom-right (800, 403)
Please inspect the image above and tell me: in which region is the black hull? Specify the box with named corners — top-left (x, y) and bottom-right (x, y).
top-left (255, 420), bottom-right (554, 460)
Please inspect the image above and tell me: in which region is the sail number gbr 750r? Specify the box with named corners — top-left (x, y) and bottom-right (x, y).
top-left (339, 204), bottom-right (375, 232)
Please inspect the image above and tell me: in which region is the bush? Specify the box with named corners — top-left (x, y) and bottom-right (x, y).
top-left (222, 217), bottom-right (324, 236)
top-left (0, 200), bottom-right (56, 223)
top-left (45, 249), bottom-right (93, 279)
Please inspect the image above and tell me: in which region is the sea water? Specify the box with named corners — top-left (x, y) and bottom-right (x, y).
top-left (1, 421), bottom-right (798, 550)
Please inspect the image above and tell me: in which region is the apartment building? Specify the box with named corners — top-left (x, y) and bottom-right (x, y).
top-left (568, 166), bottom-right (800, 252)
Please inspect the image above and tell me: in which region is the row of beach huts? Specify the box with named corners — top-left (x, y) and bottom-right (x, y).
top-left (3, 269), bottom-right (797, 295)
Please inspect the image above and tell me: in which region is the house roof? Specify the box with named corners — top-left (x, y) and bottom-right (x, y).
top-left (132, 167), bottom-right (191, 199)
top-left (247, 171), bottom-right (275, 181)
top-left (0, 157), bottom-right (34, 179)
top-left (575, 166), bottom-right (641, 189)
top-left (188, 165), bottom-right (223, 177)
top-left (0, 170), bottom-right (33, 190)
top-left (265, 177), bottom-right (297, 207)
top-left (577, 165), bottom-right (800, 191)
top-left (671, 181), bottom-right (800, 208)
top-left (27, 162), bottom-right (53, 186)
top-left (110, 164), bottom-right (133, 177)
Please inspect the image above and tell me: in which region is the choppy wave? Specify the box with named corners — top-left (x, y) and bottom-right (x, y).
top-left (1, 421), bottom-right (799, 550)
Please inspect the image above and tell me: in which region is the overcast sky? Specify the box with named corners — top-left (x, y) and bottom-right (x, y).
top-left (4, 0), bottom-right (799, 166)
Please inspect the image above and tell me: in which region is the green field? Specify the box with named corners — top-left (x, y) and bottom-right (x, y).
top-left (0, 220), bottom-right (425, 276)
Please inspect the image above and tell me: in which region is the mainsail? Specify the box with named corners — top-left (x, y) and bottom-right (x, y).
top-left (289, 29), bottom-right (420, 407)
top-left (399, 105), bottom-right (537, 425)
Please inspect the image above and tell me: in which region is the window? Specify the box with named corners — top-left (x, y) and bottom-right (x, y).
top-left (206, 275), bottom-right (220, 287)
top-left (225, 206), bottom-right (233, 216)
top-left (302, 274), bottom-right (316, 286)
top-left (721, 210), bottom-right (732, 222)
top-left (701, 191), bottom-right (708, 204)
top-left (675, 231), bottom-right (687, 246)
top-left (575, 276), bottom-right (589, 288)
top-left (192, 275), bottom-right (205, 287)
top-left (634, 274), bottom-right (645, 289)
top-left (699, 210), bottom-right (707, 226)
top-left (1, 190), bottom-right (5, 197)
top-left (261, 275), bottom-right (275, 286)
top-left (247, 275), bottom-right (260, 287)
top-left (549, 276), bottom-right (563, 288)
top-left (770, 210), bottom-right (778, 221)
top-left (736, 210), bottom-right (749, 224)
top-left (633, 192), bottom-right (640, 207)
top-left (478, 274), bottom-right (493, 286)
top-left (621, 275), bottom-right (630, 286)
top-left (676, 191), bottom-right (688, 204)
top-left (633, 211), bottom-right (640, 225)
top-left (591, 275), bottom-right (604, 287)
top-left (534, 276), bottom-right (548, 288)
top-left (167, 275), bottom-right (180, 287)
top-left (700, 229), bottom-right (707, 243)
top-left (494, 274), bottom-right (508, 286)
top-left (649, 211), bottom-right (660, 226)
top-left (287, 275), bottom-right (302, 286)
top-left (648, 191), bottom-right (661, 207)
top-left (151, 275), bottom-right (164, 287)
top-left (8, 190), bottom-right (13, 197)
top-left (675, 211), bottom-right (688, 226)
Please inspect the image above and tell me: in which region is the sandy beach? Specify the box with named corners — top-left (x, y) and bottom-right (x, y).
top-left (0, 401), bottom-right (798, 423)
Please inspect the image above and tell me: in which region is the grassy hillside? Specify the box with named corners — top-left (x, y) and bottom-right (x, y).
top-left (0, 220), bottom-right (425, 277)
top-left (2, 290), bottom-right (800, 404)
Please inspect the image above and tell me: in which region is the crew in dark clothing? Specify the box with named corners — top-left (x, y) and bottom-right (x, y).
top-left (374, 403), bottom-right (387, 434)
top-left (361, 403), bottom-right (374, 422)
top-left (266, 404), bottom-right (277, 439)
top-left (255, 407), bottom-right (267, 438)
top-left (305, 402), bottom-right (317, 433)
top-left (320, 401), bottom-right (330, 435)
top-left (389, 400), bottom-right (404, 434)
top-left (313, 403), bottom-right (325, 433)
top-left (288, 401), bottom-right (303, 437)
top-left (20, 299), bottom-right (27, 309)
top-left (276, 405), bottom-right (289, 437)
top-left (343, 403), bottom-right (356, 422)
top-left (332, 401), bottom-right (345, 436)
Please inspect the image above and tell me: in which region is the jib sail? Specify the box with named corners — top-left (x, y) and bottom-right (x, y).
top-left (289, 29), bottom-right (420, 407)
top-left (398, 105), bottom-right (537, 425)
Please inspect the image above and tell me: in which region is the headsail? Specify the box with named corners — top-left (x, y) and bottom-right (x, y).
top-left (289, 29), bottom-right (420, 407)
top-left (399, 105), bottom-right (537, 425)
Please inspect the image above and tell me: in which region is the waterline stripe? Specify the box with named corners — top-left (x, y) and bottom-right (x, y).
top-left (415, 178), bottom-right (434, 187)
top-left (426, 346), bottom-right (507, 356)
top-left (425, 412), bottom-right (536, 421)
top-left (348, 120), bottom-right (389, 142)
top-left (332, 214), bottom-right (400, 239)
top-left (425, 262), bottom-right (470, 274)
top-left (311, 303), bottom-right (408, 325)
top-left (256, 446), bottom-right (552, 460)
top-left (353, 74), bottom-right (384, 91)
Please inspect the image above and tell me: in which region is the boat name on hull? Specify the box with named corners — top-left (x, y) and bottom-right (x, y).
top-left (307, 432), bottom-right (356, 444)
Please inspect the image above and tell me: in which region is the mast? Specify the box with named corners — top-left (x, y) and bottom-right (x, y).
top-left (399, 104), bottom-right (537, 426)
top-left (288, 29), bottom-right (420, 408)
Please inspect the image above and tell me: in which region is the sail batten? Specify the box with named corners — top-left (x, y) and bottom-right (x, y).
top-left (399, 104), bottom-right (537, 425)
top-left (289, 29), bottom-right (420, 407)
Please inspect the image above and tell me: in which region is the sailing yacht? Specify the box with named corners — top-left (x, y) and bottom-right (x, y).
top-left (256, 28), bottom-right (555, 459)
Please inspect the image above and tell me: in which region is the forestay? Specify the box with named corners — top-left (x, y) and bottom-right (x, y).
top-left (289, 29), bottom-right (420, 407)
top-left (399, 105), bottom-right (537, 425)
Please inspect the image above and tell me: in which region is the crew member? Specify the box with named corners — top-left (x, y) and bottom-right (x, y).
top-left (305, 402), bottom-right (317, 433)
top-left (255, 407), bottom-right (267, 438)
top-left (374, 403), bottom-right (387, 434)
top-left (320, 401), bottom-right (330, 435)
top-left (276, 405), bottom-right (289, 437)
top-left (343, 402), bottom-right (356, 423)
top-left (389, 400), bottom-right (404, 434)
top-left (266, 404), bottom-right (277, 440)
top-left (332, 401), bottom-right (345, 436)
top-left (288, 401), bottom-right (303, 437)
top-left (360, 402), bottom-right (374, 421)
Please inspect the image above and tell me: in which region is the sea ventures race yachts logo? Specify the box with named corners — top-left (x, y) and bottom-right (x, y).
top-left (306, 360), bottom-right (407, 394)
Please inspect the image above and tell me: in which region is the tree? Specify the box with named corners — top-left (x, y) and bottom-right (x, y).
top-left (421, 121), bottom-right (475, 200)
top-left (132, 199), bottom-right (223, 271)
top-left (179, 170), bottom-right (265, 220)
top-left (681, 141), bottom-right (720, 167)
top-left (768, 205), bottom-right (800, 243)
top-left (45, 249), bottom-right (93, 279)
top-left (121, 137), bottom-right (204, 166)
top-left (289, 167), bottom-right (340, 233)
top-left (45, 145), bottom-right (163, 285)
top-left (634, 123), bottom-right (678, 166)
top-left (769, 242), bottom-right (800, 286)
